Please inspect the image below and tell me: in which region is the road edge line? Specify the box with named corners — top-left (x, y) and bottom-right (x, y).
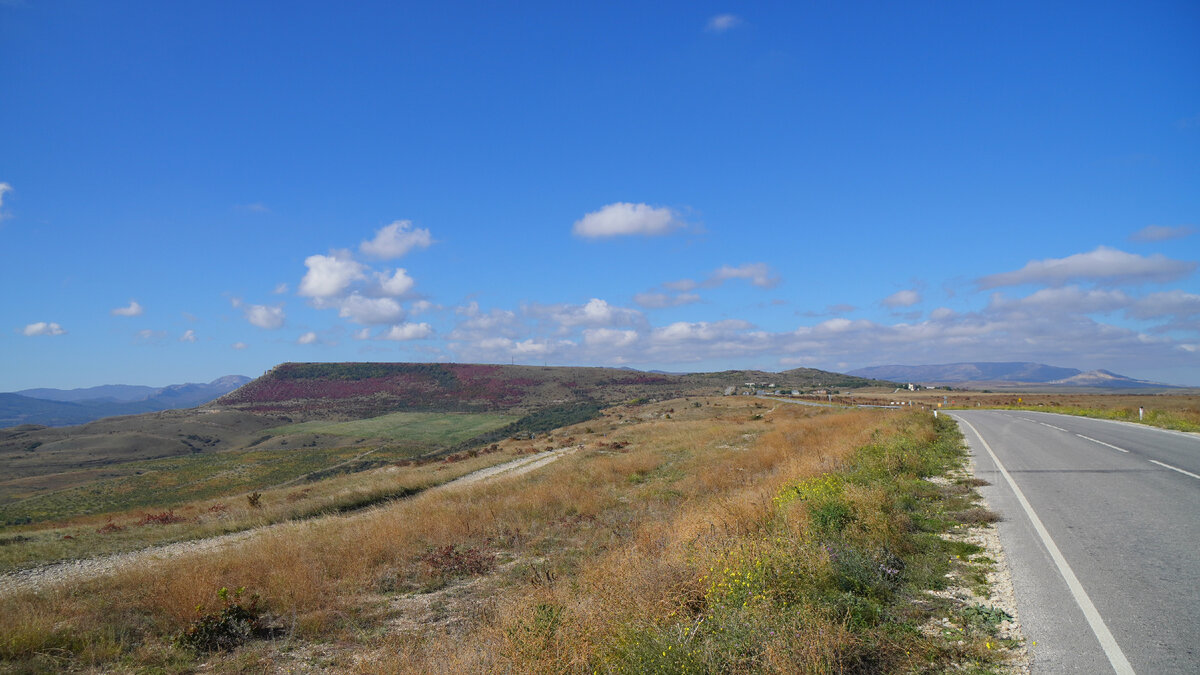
top-left (1148, 459), bottom-right (1200, 480)
top-left (952, 414), bottom-right (1136, 675)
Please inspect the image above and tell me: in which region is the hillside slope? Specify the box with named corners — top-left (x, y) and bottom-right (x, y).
top-left (0, 362), bottom-right (886, 515)
top-left (215, 362), bottom-right (889, 419)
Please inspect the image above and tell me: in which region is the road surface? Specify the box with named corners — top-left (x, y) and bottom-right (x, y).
top-left (950, 410), bottom-right (1199, 674)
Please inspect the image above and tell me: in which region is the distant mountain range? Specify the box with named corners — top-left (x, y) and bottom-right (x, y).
top-left (847, 362), bottom-right (1179, 390)
top-left (1, 376), bottom-right (251, 428)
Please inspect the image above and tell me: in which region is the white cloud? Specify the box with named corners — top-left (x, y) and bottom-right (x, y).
top-left (708, 263), bottom-right (780, 289)
top-left (240, 302), bottom-right (286, 329)
top-left (111, 300), bottom-right (144, 317)
top-left (1127, 290), bottom-right (1200, 320)
top-left (337, 293), bottom-right (405, 325)
top-left (180, 329), bottom-right (197, 343)
top-left (299, 250), bottom-right (366, 298)
top-left (236, 202), bottom-right (270, 213)
top-left (375, 268), bottom-right (416, 297)
top-left (432, 277), bottom-right (1200, 381)
top-left (987, 286), bottom-right (1131, 315)
top-left (353, 328), bottom-right (371, 340)
top-left (468, 337), bottom-right (574, 358)
top-left (410, 299), bottom-right (439, 315)
top-left (1130, 224), bottom-right (1195, 242)
top-left (136, 329), bottom-right (166, 340)
top-left (232, 341), bottom-right (248, 350)
top-left (523, 299), bottom-right (645, 334)
top-left (573, 202), bottom-right (684, 238)
top-left (801, 304), bottom-right (857, 318)
top-left (297, 331), bottom-right (319, 345)
top-left (651, 319), bottom-right (754, 344)
top-left (978, 246), bottom-right (1196, 288)
top-left (706, 14), bottom-right (742, 33)
top-left (360, 220), bottom-right (433, 259)
top-left (808, 317), bottom-right (864, 334)
top-left (379, 322), bottom-right (433, 341)
top-left (23, 321), bottom-right (65, 336)
top-left (583, 328), bottom-right (639, 349)
top-left (450, 305), bottom-right (522, 341)
top-left (514, 338), bottom-right (571, 355)
top-left (633, 291), bottom-right (701, 309)
top-left (550, 298), bottom-right (643, 328)
top-left (663, 278), bottom-right (699, 292)
top-left (639, 264), bottom-right (778, 309)
top-left (882, 290), bottom-right (921, 308)
top-left (273, 282), bottom-right (289, 294)
top-left (0, 182), bottom-right (12, 219)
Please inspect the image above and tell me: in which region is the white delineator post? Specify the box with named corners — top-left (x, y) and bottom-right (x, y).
top-left (1139, 406), bottom-right (1144, 421)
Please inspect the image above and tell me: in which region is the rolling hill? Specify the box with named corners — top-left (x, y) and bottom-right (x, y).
top-left (0, 362), bottom-right (890, 528)
top-left (214, 362), bottom-right (889, 418)
top-left (1, 362), bottom-right (886, 505)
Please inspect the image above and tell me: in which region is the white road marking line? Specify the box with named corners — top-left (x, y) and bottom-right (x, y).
top-left (1039, 422), bottom-right (1068, 432)
top-left (1027, 410), bottom-right (1200, 441)
top-left (1149, 460), bottom-right (1200, 480)
top-left (953, 415), bottom-right (1136, 675)
top-left (1076, 434), bottom-right (1130, 453)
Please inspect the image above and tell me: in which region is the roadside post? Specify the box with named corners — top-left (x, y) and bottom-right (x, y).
top-left (1139, 406), bottom-right (1144, 421)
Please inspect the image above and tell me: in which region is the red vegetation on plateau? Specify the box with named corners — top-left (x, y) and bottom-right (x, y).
top-left (213, 362), bottom-right (683, 418)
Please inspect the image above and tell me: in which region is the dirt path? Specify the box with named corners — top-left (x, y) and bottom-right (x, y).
top-left (0, 445), bottom-right (580, 597)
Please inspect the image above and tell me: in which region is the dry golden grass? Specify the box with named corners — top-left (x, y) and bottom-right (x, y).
top-left (0, 398), bottom-right (992, 673)
top-left (844, 390), bottom-right (1200, 430)
top-left (0, 439), bottom-right (535, 572)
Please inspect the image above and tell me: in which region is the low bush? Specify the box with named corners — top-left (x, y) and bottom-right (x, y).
top-left (136, 510), bottom-right (188, 526)
top-left (421, 544), bottom-right (495, 581)
top-left (175, 587), bottom-right (265, 653)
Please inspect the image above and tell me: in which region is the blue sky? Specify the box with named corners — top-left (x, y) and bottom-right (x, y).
top-left (2, 1), bottom-right (1199, 390)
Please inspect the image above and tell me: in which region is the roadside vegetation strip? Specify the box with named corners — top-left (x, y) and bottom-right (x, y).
top-left (0, 400), bottom-right (1017, 673)
top-left (988, 404), bottom-right (1200, 433)
top-left (598, 413), bottom-right (1016, 673)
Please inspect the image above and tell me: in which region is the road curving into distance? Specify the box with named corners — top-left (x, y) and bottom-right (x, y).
top-left (950, 410), bottom-right (1199, 674)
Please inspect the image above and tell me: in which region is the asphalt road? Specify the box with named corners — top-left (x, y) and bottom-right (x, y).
top-left (950, 410), bottom-right (1200, 674)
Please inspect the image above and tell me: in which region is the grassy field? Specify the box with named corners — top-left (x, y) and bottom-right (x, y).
top-left (0, 411), bottom-right (523, 529)
top-left (0, 445), bottom-right (530, 573)
top-left (845, 390), bottom-right (1200, 432)
top-left (1002, 402), bottom-right (1200, 431)
top-left (0, 445), bottom-right (377, 525)
top-left (0, 397), bottom-right (1018, 673)
top-left (266, 411), bottom-right (519, 444)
